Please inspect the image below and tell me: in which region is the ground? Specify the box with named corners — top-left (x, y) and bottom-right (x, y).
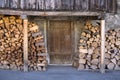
top-left (0, 66), bottom-right (120, 80)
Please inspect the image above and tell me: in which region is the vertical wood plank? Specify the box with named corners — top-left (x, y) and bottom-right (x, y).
top-left (75, 0), bottom-right (81, 10)
top-left (0, 0), bottom-right (4, 7)
top-left (0, 0), bottom-right (117, 12)
top-left (47, 20), bottom-right (50, 63)
top-left (4, 0), bottom-right (10, 8)
top-left (26, 0), bottom-right (30, 9)
top-left (36, 0), bottom-right (44, 10)
top-left (20, 0), bottom-right (24, 9)
top-left (70, 0), bottom-right (74, 10)
top-left (82, 0), bottom-right (88, 11)
top-left (23, 16), bottom-right (28, 72)
top-left (11, 0), bottom-right (18, 8)
top-left (44, 20), bottom-right (49, 64)
top-left (74, 21), bottom-right (78, 53)
top-left (100, 0), bottom-right (105, 11)
top-left (62, 0), bottom-right (71, 10)
top-left (54, 0), bottom-right (62, 10)
top-left (112, 0), bottom-right (117, 13)
top-left (90, 0), bottom-right (95, 11)
top-left (71, 21), bottom-right (74, 56)
top-left (45, 0), bottom-right (51, 10)
top-left (100, 20), bottom-right (105, 73)
top-left (86, 0), bottom-right (89, 11)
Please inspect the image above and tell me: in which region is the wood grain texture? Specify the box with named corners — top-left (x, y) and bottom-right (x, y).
top-left (0, 10), bottom-right (101, 16)
top-left (0, 0), bottom-right (116, 13)
top-left (23, 19), bottom-right (28, 72)
top-left (48, 20), bottom-right (73, 64)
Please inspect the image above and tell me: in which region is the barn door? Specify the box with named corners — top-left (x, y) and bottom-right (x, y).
top-left (48, 20), bottom-right (73, 65)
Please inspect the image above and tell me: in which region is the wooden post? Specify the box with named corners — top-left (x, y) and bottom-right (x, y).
top-left (21, 15), bottom-right (28, 72)
top-left (74, 21), bottom-right (77, 53)
top-left (47, 20), bottom-right (51, 64)
top-left (44, 20), bottom-right (49, 64)
top-left (100, 20), bottom-right (105, 73)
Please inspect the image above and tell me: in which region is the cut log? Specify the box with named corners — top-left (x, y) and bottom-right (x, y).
top-left (32, 32), bottom-right (42, 37)
top-left (79, 49), bottom-right (88, 53)
top-left (29, 25), bottom-right (39, 31)
top-left (79, 59), bottom-right (86, 64)
top-left (35, 42), bottom-right (45, 46)
top-left (105, 53), bottom-right (111, 59)
top-left (79, 53), bottom-right (86, 59)
top-left (91, 59), bottom-right (99, 65)
top-left (108, 63), bottom-right (115, 70)
top-left (88, 48), bottom-right (93, 54)
top-left (111, 58), bottom-right (117, 64)
top-left (91, 42), bottom-right (98, 48)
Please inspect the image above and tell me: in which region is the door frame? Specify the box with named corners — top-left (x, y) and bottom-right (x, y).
top-left (46, 19), bottom-right (75, 65)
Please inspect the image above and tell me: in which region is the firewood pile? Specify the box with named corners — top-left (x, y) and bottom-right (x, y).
top-left (0, 16), bottom-right (23, 70)
top-left (78, 21), bottom-right (120, 70)
top-left (78, 21), bottom-right (101, 70)
top-left (28, 22), bottom-right (47, 71)
top-left (105, 29), bottom-right (120, 70)
top-left (0, 15), bottom-right (47, 71)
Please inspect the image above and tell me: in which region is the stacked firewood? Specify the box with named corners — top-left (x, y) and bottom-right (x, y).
top-left (105, 29), bottom-right (120, 70)
top-left (0, 15), bottom-right (23, 70)
top-left (0, 15), bottom-right (47, 71)
top-left (78, 21), bottom-right (120, 70)
top-left (28, 23), bottom-right (47, 71)
top-left (78, 21), bottom-right (101, 70)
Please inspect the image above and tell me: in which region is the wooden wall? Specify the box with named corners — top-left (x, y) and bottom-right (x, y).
top-left (0, 0), bottom-right (117, 13)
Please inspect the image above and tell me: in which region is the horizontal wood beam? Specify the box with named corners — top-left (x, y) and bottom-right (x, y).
top-left (0, 9), bottom-right (101, 16)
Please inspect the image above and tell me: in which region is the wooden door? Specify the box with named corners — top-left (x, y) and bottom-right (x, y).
top-left (48, 20), bottom-right (73, 64)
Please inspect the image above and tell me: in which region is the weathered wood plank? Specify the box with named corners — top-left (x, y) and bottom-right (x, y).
top-left (45, 0), bottom-right (55, 10)
top-left (23, 16), bottom-right (28, 72)
top-left (10, 0), bottom-right (19, 9)
top-left (44, 20), bottom-right (49, 64)
top-left (100, 0), bottom-right (106, 11)
top-left (0, 9), bottom-right (101, 16)
top-left (4, 0), bottom-right (10, 8)
top-left (0, 0), bottom-right (4, 7)
top-left (100, 20), bottom-right (105, 73)
top-left (0, 0), bottom-right (117, 13)
top-left (20, 0), bottom-right (24, 9)
top-left (54, 0), bottom-right (62, 10)
top-left (36, 0), bottom-right (44, 10)
top-left (61, 0), bottom-right (73, 10)
top-left (26, 0), bottom-right (35, 9)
